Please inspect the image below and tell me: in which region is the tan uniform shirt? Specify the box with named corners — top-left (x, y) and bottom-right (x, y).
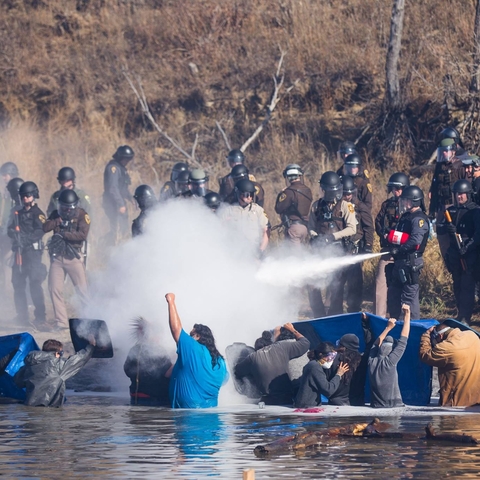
top-left (308, 200), bottom-right (357, 240)
top-left (218, 202), bottom-right (268, 247)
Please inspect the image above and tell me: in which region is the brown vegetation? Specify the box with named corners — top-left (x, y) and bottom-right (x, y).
top-left (1, 0), bottom-right (478, 319)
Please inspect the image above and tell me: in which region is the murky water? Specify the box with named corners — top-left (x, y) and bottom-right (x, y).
top-left (1, 394), bottom-right (480, 479)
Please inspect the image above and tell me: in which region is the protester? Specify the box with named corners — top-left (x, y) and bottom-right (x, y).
top-left (294, 342), bottom-right (349, 408)
top-left (368, 304), bottom-right (411, 408)
top-left (14, 336), bottom-right (95, 407)
top-left (327, 334), bottom-right (362, 406)
top-left (234, 323), bottom-right (310, 405)
top-left (419, 322), bottom-right (480, 407)
top-left (123, 317), bottom-right (172, 406)
top-left (165, 293), bottom-right (227, 408)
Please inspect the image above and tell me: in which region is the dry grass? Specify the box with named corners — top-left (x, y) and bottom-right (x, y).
top-left (1, 0), bottom-right (479, 317)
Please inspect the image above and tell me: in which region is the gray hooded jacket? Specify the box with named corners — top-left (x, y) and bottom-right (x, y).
top-left (15, 345), bottom-right (94, 407)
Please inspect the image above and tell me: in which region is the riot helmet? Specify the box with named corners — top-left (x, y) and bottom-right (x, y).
top-left (204, 192), bottom-right (221, 212)
top-left (0, 162), bottom-right (19, 180)
top-left (319, 171), bottom-right (343, 203)
top-left (231, 164), bottom-right (249, 183)
top-left (283, 164), bottom-right (304, 184)
top-left (226, 149), bottom-right (245, 167)
top-left (57, 166), bottom-right (76, 189)
top-left (341, 175), bottom-right (357, 196)
top-left (399, 186), bottom-right (424, 214)
top-left (58, 189), bottom-right (79, 220)
top-left (171, 162), bottom-right (189, 182)
top-left (337, 141), bottom-right (357, 163)
top-left (6, 177), bottom-right (24, 205)
top-left (439, 126), bottom-right (461, 145)
top-left (234, 179), bottom-right (256, 204)
top-left (387, 172), bottom-right (410, 194)
top-left (189, 168), bottom-right (209, 197)
top-left (134, 185), bottom-right (157, 210)
top-left (19, 181), bottom-right (39, 207)
top-left (436, 138), bottom-right (456, 163)
top-left (113, 145), bottom-right (135, 162)
top-left (343, 153), bottom-right (362, 177)
top-left (174, 170), bottom-right (190, 195)
top-left (452, 179), bottom-right (473, 206)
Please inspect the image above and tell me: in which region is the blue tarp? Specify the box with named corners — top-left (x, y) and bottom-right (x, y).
top-left (293, 313), bottom-right (438, 406)
top-left (0, 332), bottom-right (39, 401)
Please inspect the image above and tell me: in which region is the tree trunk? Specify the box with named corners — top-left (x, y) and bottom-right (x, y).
top-left (385, 0), bottom-right (406, 110)
top-left (470, 0), bottom-right (480, 93)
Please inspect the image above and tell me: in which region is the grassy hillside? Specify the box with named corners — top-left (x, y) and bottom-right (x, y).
top-left (2, 0), bottom-right (478, 318)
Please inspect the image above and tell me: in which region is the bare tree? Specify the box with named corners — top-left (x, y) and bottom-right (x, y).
top-left (471, 0), bottom-right (480, 94)
top-left (385, 0), bottom-right (405, 110)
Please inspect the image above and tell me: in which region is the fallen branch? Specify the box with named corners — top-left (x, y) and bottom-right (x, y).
top-left (216, 121), bottom-right (231, 151)
top-left (240, 49), bottom-right (299, 153)
top-left (123, 69), bottom-right (203, 169)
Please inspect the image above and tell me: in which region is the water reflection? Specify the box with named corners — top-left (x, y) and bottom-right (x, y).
top-left (0, 396), bottom-right (480, 478)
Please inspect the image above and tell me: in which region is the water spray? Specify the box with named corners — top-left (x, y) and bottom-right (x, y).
top-left (256, 251), bottom-right (389, 288)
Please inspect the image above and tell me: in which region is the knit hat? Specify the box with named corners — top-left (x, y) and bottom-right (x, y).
top-left (339, 334), bottom-right (360, 351)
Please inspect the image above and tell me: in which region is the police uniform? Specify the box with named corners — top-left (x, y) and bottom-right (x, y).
top-left (387, 209), bottom-right (429, 320)
top-left (132, 210), bottom-right (147, 237)
top-left (159, 181), bottom-right (176, 202)
top-left (445, 201), bottom-right (480, 324)
top-left (43, 208), bottom-right (90, 328)
top-left (429, 159), bottom-right (465, 257)
top-left (218, 172), bottom-right (257, 200)
top-left (374, 196), bottom-right (401, 317)
top-left (337, 166), bottom-right (373, 212)
top-left (46, 188), bottom-right (91, 218)
top-left (103, 159), bottom-right (131, 244)
top-left (225, 181), bottom-right (265, 207)
top-left (217, 201), bottom-right (268, 252)
top-left (307, 199), bottom-right (357, 317)
top-left (7, 204), bottom-right (47, 326)
top-left (274, 181), bottom-right (313, 245)
top-left (342, 198), bottom-right (374, 312)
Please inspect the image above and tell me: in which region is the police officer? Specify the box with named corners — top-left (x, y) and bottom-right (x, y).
top-left (188, 169), bottom-right (213, 198)
top-left (159, 162), bottom-right (189, 202)
top-left (7, 181), bottom-right (47, 328)
top-left (174, 170), bottom-right (192, 197)
top-left (46, 167), bottom-right (91, 217)
top-left (341, 175), bottom-right (374, 312)
top-left (219, 149), bottom-right (256, 199)
top-left (438, 126), bottom-right (463, 149)
top-left (429, 138), bottom-right (465, 259)
top-left (307, 172), bottom-right (357, 317)
top-left (274, 164), bottom-right (312, 246)
top-left (204, 192), bottom-right (221, 212)
top-left (224, 164), bottom-right (265, 207)
top-left (132, 185), bottom-right (157, 237)
top-left (103, 145), bottom-right (134, 244)
top-left (444, 180), bottom-right (480, 325)
top-left (43, 189), bottom-right (90, 330)
top-left (337, 141), bottom-right (357, 163)
top-left (387, 186), bottom-right (429, 320)
top-left (374, 172), bottom-right (409, 317)
top-left (217, 179), bottom-right (269, 253)
top-left (337, 153), bottom-right (373, 211)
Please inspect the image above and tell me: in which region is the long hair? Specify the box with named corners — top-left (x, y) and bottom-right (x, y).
top-left (254, 331), bottom-right (273, 351)
top-left (193, 324), bottom-right (223, 369)
top-left (335, 346), bottom-right (361, 384)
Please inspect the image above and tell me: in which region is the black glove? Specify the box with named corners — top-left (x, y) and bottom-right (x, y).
top-left (459, 245), bottom-right (468, 256)
top-left (446, 223), bottom-right (456, 234)
top-left (364, 244), bottom-right (373, 254)
top-left (390, 247), bottom-right (399, 257)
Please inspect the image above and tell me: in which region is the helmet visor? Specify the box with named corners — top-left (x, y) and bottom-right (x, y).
top-left (323, 184), bottom-right (343, 202)
top-left (398, 197), bottom-right (413, 215)
top-left (59, 203), bottom-right (77, 220)
top-left (191, 180), bottom-right (207, 197)
top-left (437, 145), bottom-right (455, 163)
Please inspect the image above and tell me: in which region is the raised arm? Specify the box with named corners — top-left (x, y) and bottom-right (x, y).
top-left (166, 293), bottom-right (182, 344)
top-left (400, 304), bottom-right (411, 338)
top-left (375, 318), bottom-right (396, 347)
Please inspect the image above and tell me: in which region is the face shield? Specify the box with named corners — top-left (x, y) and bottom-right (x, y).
top-left (322, 184), bottom-right (343, 203)
top-left (398, 197), bottom-right (413, 215)
top-left (344, 164), bottom-right (360, 177)
top-left (436, 144), bottom-right (455, 163)
top-left (454, 191), bottom-right (469, 207)
top-left (175, 180), bottom-right (190, 194)
top-left (343, 187), bottom-right (358, 202)
top-left (59, 203), bottom-right (77, 221)
top-left (190, 180), bottom-right (208, 197)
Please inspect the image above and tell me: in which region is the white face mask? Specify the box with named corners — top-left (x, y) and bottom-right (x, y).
top-left (321, 361), bottom-right (334, 369)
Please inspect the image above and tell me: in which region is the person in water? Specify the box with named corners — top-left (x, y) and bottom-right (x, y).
top-left (165, 292), bottom-right (228, 408)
